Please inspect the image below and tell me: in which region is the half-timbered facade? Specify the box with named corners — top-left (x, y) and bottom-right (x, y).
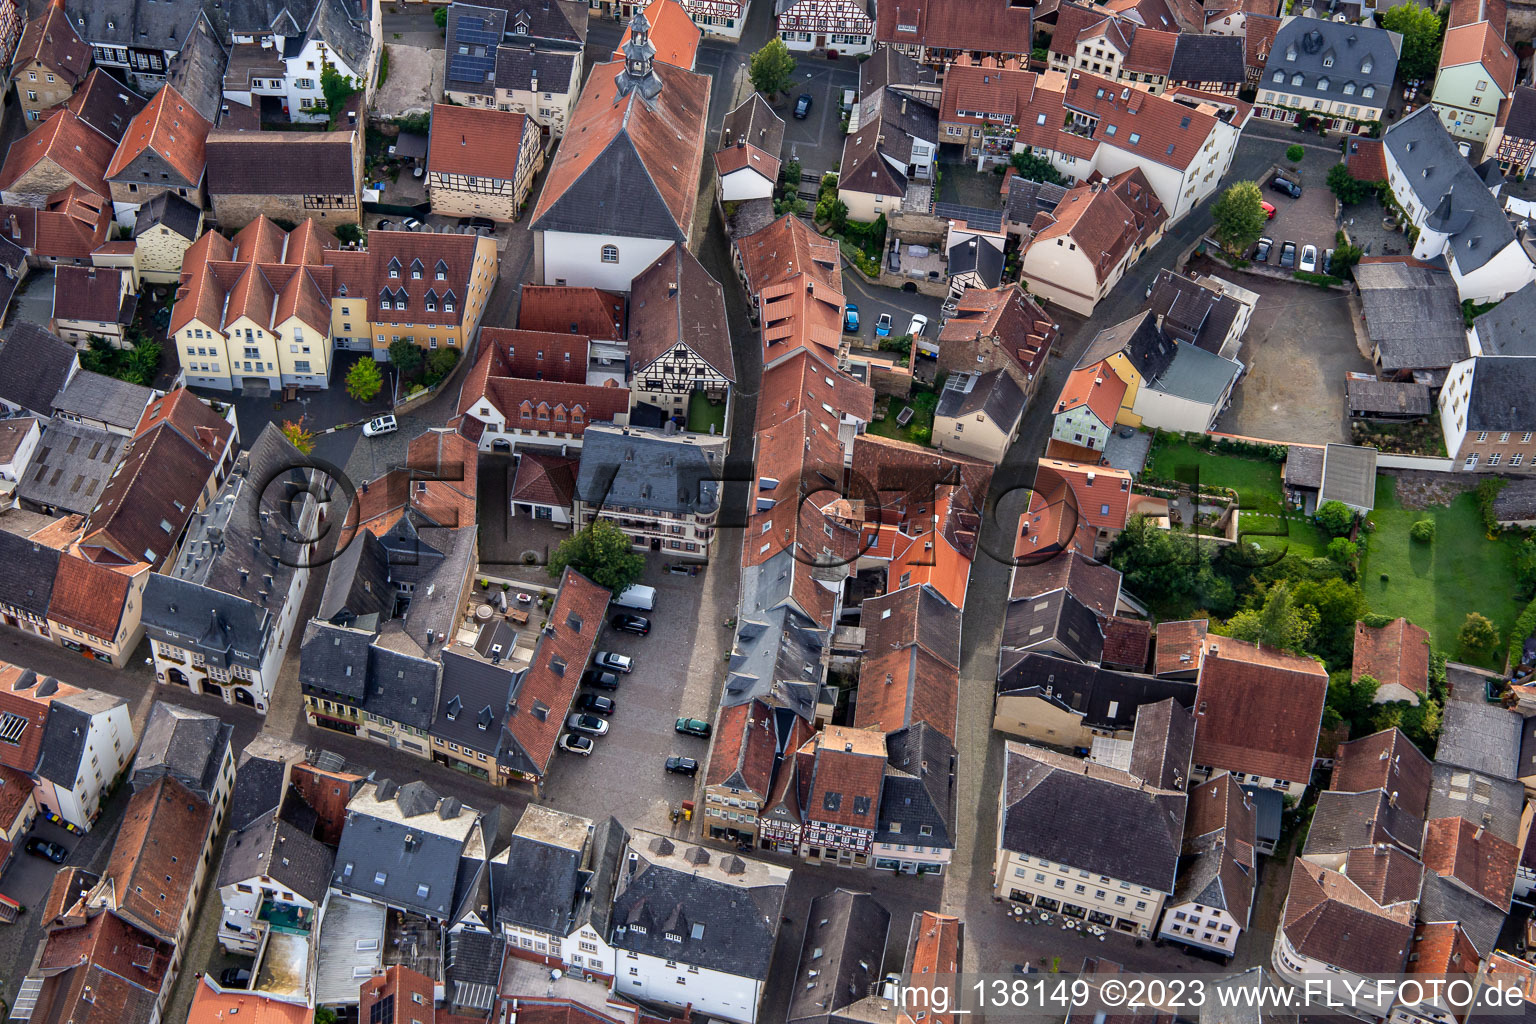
top-left (776, 0), bottom-right (875, 56)
top-left (627, 244), bottom-right (735, 422)
top-left (797, 726), bottom-right (885, 867)
top-left (427, 105), bottom-right (545, 222)
top-left (614, 0), bottom-right (748, 42)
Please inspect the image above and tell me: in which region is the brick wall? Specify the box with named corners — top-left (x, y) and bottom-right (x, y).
top-left (1454, 429), bottom-right (1536, 471)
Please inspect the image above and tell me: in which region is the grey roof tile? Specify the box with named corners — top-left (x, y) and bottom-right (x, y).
top-left (574, 425), bottom-right (725, 517)
top-left (1437, 696), bottom-right (1521, 778)
top-left (217, 807), bottom-right (335, 907)
top-left (50, 370), bottom-right (153, 431)
top-left (17, 418), bottom-right (125, 514)
top-left (787, 890), bottom-right (892, 1024)
top-left (0, 529), bottom-right (61, 618)
top-left (1354, 263), bottom-right (1467, 371)
top-left (1169, 33), bottom-right (1244, 83)
top-left (997, 652), bottom-right (1197, 733)
top-left (0, 323), bottom-right (75, 416)
top-left (130, 700), bottom-right (232, 802)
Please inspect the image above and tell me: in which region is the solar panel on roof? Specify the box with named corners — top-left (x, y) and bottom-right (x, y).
top-left (933, 202), bottom-right (1004, 233)
top-left (454, 22), bottom-right (502, 45)
top-left (448, 55), bottom-right (496, 82)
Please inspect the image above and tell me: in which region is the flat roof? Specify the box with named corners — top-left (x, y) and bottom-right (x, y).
top-left (314, 894), bottom-right (385, 1006)
top-left (1319, 443), bottom-right (1378, 512)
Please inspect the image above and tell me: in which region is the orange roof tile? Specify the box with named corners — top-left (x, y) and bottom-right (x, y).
top-left (406, 428), bottom-right (478, 530)
top-left (705, 699), bottom-right (780, 794)
top-left (189, 978), bottom-right (310, 1024)
top-left (1441, 20), bottom-right (1516, 91)
top-left (47, 552), bottom-right (130, 640)
top-left (1055, 360), bottom-right (1127, 427)
top-left (1352, 617), bottom-right (1430, 696)
top-left (1422, 816), bottom-right (1518, 908)
top-left (614, 0), bottom-right (701, 69)
top-left (104, 84), bottom-right (212, 186)
top-left (517, 285), bottom-right (626, 340)
top-left (1036, 458), bottom-right (1133, 532)
top-left (1152, 619), bottom-right (1207, 676)
top-left (1193, 638), bottom-right (1327, 783)
top-left (104, 775), bottom-right (214, 941)
top-left (0, 109), bottom-right (115, 199)
top-left (428, 103), bottom-right (533, 179)
top-left (803, 725), bottom-right (886, 828)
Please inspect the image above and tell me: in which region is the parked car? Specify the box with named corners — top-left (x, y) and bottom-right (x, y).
top-left (675, 717), bottom-right (711, 738)
top-left (220, 968), bottom-right (253, 989)
top-left (843, 303), bottom-right (860, 333)
top-left (1299, 244), bottom-right (1318, 273)
top-left (576, 693), bottom-right (616, 715)
top-left (1279, 240), bottom-right (1297, 269)
top-left (24, 838), bottom-right (66, 863)
top-left (567, 713), bottom-right (610, 736)
top-left (1254, 237), bottom-right (1273, 263)
top-left (875, 313), bottom-right (893, 337)
top-left (1270, 177), bottom-right (1302, 198)
top-left (362, 414), bottom-right (398, 437)
top-left (558, 733), bottom-right (594, 756)
top-left (462, 217), bottom-right (495, 231)
top-left (593, 651), bottom-right (633, 674)
top-left (1323, 248), bottom-right (1335, 274)
top-left (667, 563), bottom-right (700, 576)
top-left (907, 314), bottom-right (929, 337)
top-left (402, 216), bottom-right (424, 230)
top-left (582, 668), bottom-right (621, 689)
top-left (611, 613), bottom-right (651, 636)
top-left (665, 756), bottom-right (699, 777)
top-left (1261, 201), bottom-right (1276, 220)
top-left (794, 94), bottom-right (813, 118)
top-left (887, 244), bottom-right (900, 273)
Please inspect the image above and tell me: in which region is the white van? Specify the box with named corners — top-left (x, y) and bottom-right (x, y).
top-left (613, 584), bottom-right (656, 612)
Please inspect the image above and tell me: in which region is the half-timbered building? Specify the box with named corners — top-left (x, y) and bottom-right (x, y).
top-left (776, 0), bottom-right (875, 56)
top-left (613, 0), bottom-right (749, 42)
top-left (626, 244), bottom-right (735, 423)
top-left (427, 104), bottom-right (544, 222)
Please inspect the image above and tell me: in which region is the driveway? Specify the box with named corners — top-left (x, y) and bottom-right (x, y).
top-left (774, 56), bottom-right (860, 179)
top-left (1253, 156), bottom-right (1338, 272)
top-left (9, 270), bottom-right (52, 330)
top-left (1218, 273), bottom-right (1373, 444)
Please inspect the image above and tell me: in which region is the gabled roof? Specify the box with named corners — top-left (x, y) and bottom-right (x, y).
top-left (47, 551), bottom-right (130, 639)
top-left (104, 84), bottom-right (212, 187)
top-left (1354, 262), bottom-right (1467, 371)
top-left (216, 808), bottom-right (334, 906)
top-left (705, 699), bottom-right (780, 795)
top-left (876, 0), bottom-right (1033, 55)
top-left (716, 92), bottom-right (784, 183)
top-left (1169, 33), bottom-right (1245, 83)
top-left (1463, 356), bottom-right (1536, 431)
top-left (1281, 858), bottom-right (1415, 976)
top-left (66, 70), bottom-right (148, 146)
top-left (997, 652), bottom-right (1197, 734)
top-left (1352, 618), bottom-right (1430, 697)
top-left (787, 889), bottom-right (892, 1024)
top-left (78, 419), bottom-right (214, 569)
top-left (628, 243), bottom-right (734, 381)
top-left (204, 129), bottom-right (358, 197)
top-left (531, 58), bottom-right (710, 242)
top-left (0, 109), bottom-right (116, 200)
top-left (131, 701), bottom-right (232, 800)
top-left (1330, 727), bottom-right (1433, 811)
top-left (855, 584), bottom-right (961, 740)
top-left (105, 774), bottom-right (215, 941)
top-left (428, 103), bottom-right (533, 180)
top-left (934, 367), bottom-right (1025, 431)
top-left (132, 191), bottom-right (202, 242)
top-left (877, 722), bottom-right (957, 850)
top-left (0, 323), bottom-right (75, 416)
top-left (1055, 359), bottom-right (1127, 428)
top-left (614, 0), bottom-right (699, 68)
top-left (492, 805), bottom-right (592, 936)
top-left (517, 285), bottom-right (626, 340)
top-left (11, 2), bottom-right (90, 87)
top-left (1192, 638), bottom-right (1327, 783)
top-left (1422, 815), bottom-right (1518, 910)
top-left (1174, 773), bottom-right (1256, 924)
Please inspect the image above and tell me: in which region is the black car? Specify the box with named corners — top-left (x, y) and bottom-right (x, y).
top-left (794, 93), bottom-right (813, 118)
top-left (583, 668), bottom-right (621, 690)
top-left (24, 838), bottom-right (66, 863)
top-left (611, 613), bottom-right (651, 636)
top-left (1254, 237), bottom-right (1274, 263)
top-left (1279, 240), bottom-right (1297, 269)
top-left (577, 693), bottom-right (617, 715)
top-left (220, 968), bottom-right (253, 989)
top-left (462, 217), bottom-right (495, 231)
top-left (1270, 176), bottom-right (1302, 198)
top-left (665, 756), bottom-right (699, 776)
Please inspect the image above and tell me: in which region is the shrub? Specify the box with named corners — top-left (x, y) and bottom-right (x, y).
top-left (1476, 477), bottom-right (1508, 534)
top-left (1315, 500), bottom-right (1355, 536)
top-left (1459, 612), bottom-right (1500, 655)
top-left (1286, 144), bottom-right (1306, 163)
top-left (1409, 518), bottom-right (1435, 543)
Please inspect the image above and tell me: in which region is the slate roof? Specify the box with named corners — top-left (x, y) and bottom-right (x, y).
top-left (204, 129), bottom-right (358, 197)
top-left (1265, 20), bottom-right (1399, 108)
top-left (1428, 761), bottom-right (1526, 845)
top-left (299, 620), bottom-right (440, 731)
top-left (947, 234), bottom-right (1003, 288)
top-left (1346, 377), bottom-right (1432, 417)
top-left (51, 371), bottom-right (153, 432)
top-left (1078, 310), bottom-right (1177, 380)
top-left (1384, 106), bottom-right (1517, 275)
top-left (1304, 789), bottom-right (1427, 857)
top-left (1000, 589), bottom-right (1104, 665)
top-left (935, 368), bottom-right (1024, 430)
top-left (0, 527), bottom-right (61, 619)
top-left (627, 243), bottom-right (734, 381)
top-left (1169, 34), bottom-right (1244, 83)
top-left (1192, 639), bottom-right (1327, 784)
top-left (12, 1), bottom-right (90, 87)
top-left (491, 807), bottom-right (590, 936)
top-left (164, 10), bottom-right (228, 125)
top-left (1001, 739), bottom-right (1185, 891)
top-left (492, 43), bottom-right (579, 96)
top-left (35, 691), bottom-right (123, 788)
top-left (1417, 870), bottom-right (1507, 955)
top-left (1437, 697), bottom-right (1521, 778)
top-left (1144, 269), bottom-right (1242, 355)
top-left (574, 425), bottom-right (724, 518)
top-left (226, 740), bottom-right (299, 832)
top-left (787, 890), bottom-right (892, 1024)
top-left (1463, 356), bottom-right (1536, 431)
top-left (216, 808), bottom-right (335, 906)
top-left (331, 778), bottom-right (488, 919)
top-left (133, 191), bottom-right (202, 242)
top-left (1354, 263), bottom-right (1467, 371)
top-left (432, 646), bottom-right (518, 758)
top-left (1473, 280), bottom-right (1536, 355)
top-left (611, 831), bottom-right (790, 980)
top-left (314, 528), bottom-right (390, 629)
top-left (997, 652), bottom-right (1196, 733)
top-left (71, 0), bottom-right (210, 56)
top-left (876, 722), bottom-right (957, 852)
top-left (1174, 773), bottom-right (1256, 924)
top-left (131, 700), bottom-right (232, 801)
top-left (1005, 175), bottom-right (1070, 226)
top-left (841, 49), bottom-right (938, 200)
top-left (531, 53), bottom-right (710, 242)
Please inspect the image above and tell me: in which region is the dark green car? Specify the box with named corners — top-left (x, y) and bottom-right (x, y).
top-left (675, 717), bottom-right (711, 738)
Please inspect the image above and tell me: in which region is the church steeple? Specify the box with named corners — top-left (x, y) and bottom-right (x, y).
top-left (616, 9), bottom-right (663, 103)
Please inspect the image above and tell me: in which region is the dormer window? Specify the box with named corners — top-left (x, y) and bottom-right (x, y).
top-left (1317, 77), bottom-right (1329, 91)
top-left (1322, 56), bottom-right (1333, 67)
top-left (1343, 82), bottom-right (1356, 95)
top-left (1362, 58), bottom-right (1373, 73)
top-left (1362, 85), bottom-right (1375, 98)
top-left (1285, 45), bottom-right (1297, 60)
top-left (410, 258), bottom-right (424, 279)
top-left (1272, 71), bottom-right (1284, 82)
top-left (1291, 73), bottom-right (1303, 87)
top-left (388, 257), bottom-right (401, 278)
top-left (435, 259), bottom-right (448, 280)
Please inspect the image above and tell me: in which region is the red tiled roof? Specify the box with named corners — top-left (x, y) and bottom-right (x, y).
top-left (1422, 816), bottom-right (1518, 909)
top-left (0, 184), bottom-right (112, 261)
top-left (1033, 168), bottom-right (1167, 285)
top-left (0, 109), bottom-right (115, 199)
top-left (10, 2), bottom-right (89, 88)
top-left (428, 103), bottom-right (533, 179)
top-left (104, 775), bottom-right (213, 941)
top-left (1153, 619), bottom-right (1208, 676)
top-left (406, 429), bottom-right (478, 530)
top-left (1282, 859), bottom-right (1415, 976)
top-left (1123, 27), bottom-right (1178, 74)
top-left (1036, 458), bottom-right (1133, 533)
top-left (53, 265), bottom-right (126, 323)
top-left (1408, 922), bottom-right (1480, 977)
top-left (324, 230), bottom-right (488, 330)
top-left (189, 978), bottom-right (310, 1024)
top-left (936, 284), bottom-right (1056, 378)
top-left (0, 661), bottom-right (80, 773)
top-left (358, 967), bottom-right (435, 1024)
top-left (47, 552), bottom-right (131, 639)
top-left (1100, 616), bottom-right (1151, 670)
top-left (516, 286), bottom-right (626, 340)
top-left (510, 450), bottom-right (577, 508)
top-left (855, 585), bottom-right (960, 741)
top-left (803, 725), bottom-right (886, 829)
top-left (480, 326), bottom-right (591, 384)
top-left (0, 764), bottom-right (33, 830)
top-left (705, 699), bottom-right (779, 795)
top-left (1352, 618), bottom-right (1430, 697)
top-left (1193, 639), bottom-right (1328, 783)
top-left (78, 421), bottom-right (213, 569)
top-left (1345, 138), bottom-right (1388, 182)
top-left (1329, 727), bottom-right (1432, 813)
top-left (487, 378), bottom-right (631, 436)
top-left (1448, 0), bottom-right (1506, 30)
top-left (877, 0), bottom-right (1032, 55)
top-left (1055, 360), bottom-right (1127, 427)
top-left (1244, 15), bottom-right (1281, 71)
top-left (169, 215), bottom-right (339, 339)
top-left (736, 215), bottom-right (841, 299)
top-left (133, 387), bottom-right (234, 464)
top-left (614, 0), bottom-right (700, 69)
top-left (500, 568), bottom-right (611, 777)
top-left (104, 84), bottom-right (211, 186)
top-left (1064, 72), bottom-right (1221, 171)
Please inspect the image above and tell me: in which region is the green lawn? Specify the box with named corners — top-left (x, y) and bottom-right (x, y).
top-left (1247, 516), bottom-right (1331, 561)
top-left (1359, 475), bottom-right (1523, 668)
top-left (1148, 442), bottom-right (1286, 514)
top-left (686, 392), bottom-right (726, 435)
top-left (867, 392), bottom-right (938, 445)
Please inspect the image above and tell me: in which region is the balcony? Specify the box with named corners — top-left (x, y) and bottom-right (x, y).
top-left (258, 899), bottom-right (315, 935)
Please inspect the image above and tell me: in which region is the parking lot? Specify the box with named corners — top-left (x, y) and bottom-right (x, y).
top-left (1251, 160), bottom-right (1340, 273)
top-left (777, 56), bottom-right (859, 180)
top-left (539, 558), bottom-right (733, 834)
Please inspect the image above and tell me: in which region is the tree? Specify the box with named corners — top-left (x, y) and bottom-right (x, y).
top-left (1327, 670), bottom-right (1380, 737)
top-left (1516, 537), bottom-right (1536, 598)
top-left (1314, 500), bottom-right (1355, 536)
top-left (1324, 536), bottom-right (1359, 579)
top-left (1291, 577), bottom-right (1368, 668)
top-left (1109, 516), bottom-right (1237, 617)
top-left (124, 337), bottom-right (161, 386)
top-left (389, 339), bottom-right (424, 378)
top-left (1331, 239), bottom-right (1364, 276)
top-left (1410, 518), bottom-right (1435, 543)
top-left (548, 519), bottom-right (646, 594)
top-left (1327, 162), bottom-right (1376, 205)
top-left (281, 418), bottom-right (316, 455)
top-left (345, 357), bottom-right (383, 402)
top-left (1219, 582), bottom-right (1318, 654)
top-left (320, 65), bottom-right (358, 128)
top-left (1286, 144), bottom-right (1306, 164)
top-left (1381, 3), bottom-right (1446, 83)
top-left (1009, 150), bottom-right (1066, 186)
top-left (422, 346), bottom-right (460, 386)
top-left (1210, 181), bottom-right (1268, 256)
top-left (433, 4), bottom-right (448, 27)
top-left (1459, 612), bottom-right (1500, 655)
top-left (334, 222), bottom-right (363, 245)
top-left (749, 39), bottom-right (797, 98)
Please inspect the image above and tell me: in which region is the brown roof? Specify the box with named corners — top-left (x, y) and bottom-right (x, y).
top-left (802, 726), bottom-right (887, 829)
top-left (189, 979), bottom-right (312, 1024)
top-left (1343, 844), bottom-right (1425, 906)
top-left (517, 286), bottom-right (626, 340)
top-left (0, 109), bottom-right (116, 199)
top-left (324, 230), bottom-right (486, 329)
top-left (53, 266), bottom-right (127, 324)
top-left (405, 429), bottom-right (478, 530)
top-left (65, 70), bottom-right (148, 146)
top-left (1123, 27), bottom-right (1178, 75)
top-left (104, 84), bottom-right (211, 186)
top-left (1008, 550), bottom-right (1122, 614)
top-left (530, 59), bottom-right (709, 242)
top-left (1192, 638), bottom-right (1328, 783)
top-left (1345, 138), bottom-right (1389, 182)
top-left (1244, 15), bottom-right (1281, 71)
top-left (855, 585), bottom-right (961, 741)
top-left (1035, 459), bottom-right (1132, 533)
top-left (1408, 921), bottom-right (1480, 977)
top-left (1032, 168), bottom-right (1167, 285)
top-left (47, 552), bottom-right (130, 639)
top-left (500, 568), bottom-right (611, 777)
top-left (627, 243), bottom-right (734, 381)
top-left (936, 284), bottom-right (1056, 378)
top-left (428, 103), bottom-right (533, 180)
top-left (1352, 618), bottom-right (1431, 696)
top-left (1422, 816), bottom-right (1519, 909)
top-left (736, 214), bottom-right (841, 298)
top-left (1448, 0), bottom-right (1506, 30)
top-left (78, 422), bottom-right (213, 569)
top-left (204, 129), bottom-right (358, 196)
top-left (0, 661), bottom-right (80, 773)
top-left (1282, 859), bottom-right (1415, 975)
top-left (1100, 616), bottom-right (1151, 671)
top-left (1153, 619), bottom-right (1208, 676)
top-left (716, 93), bottom-right (783, 182)
top-left (33, 910), bottom-right (174, 1019)
top-left (104, 775), bottom-right (214, 941)
top-left (0, 184), bottom-right (112, 261)
top-left (359, 967), bottom-right (435, 1024)
top-left (614, 0), bottom-right (701, 69)
top-left (509, 450), bottom-right (577, 508)
top-left (905, 911), bottom-right (963, 981)
top-left (1330, 727), bottom-right (1432, 810)
top-left (705, 699), bottom-right (779, 795)
top-left (483, 378), bottom-right (631, 438)
top-left (133, 388), bottom-right (234, 464)
top-left (0, 763), bottom-right (34, 830)
top-left (11, 1), bottom-right (90, 87)
top-left (877, 0), bottom-right (1033, 55)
